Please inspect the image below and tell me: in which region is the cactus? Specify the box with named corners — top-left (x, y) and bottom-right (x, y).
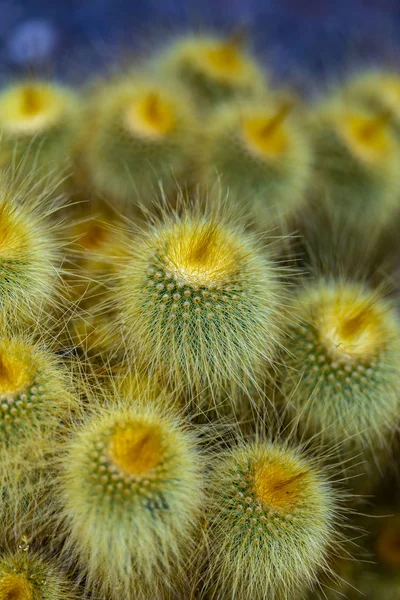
top-left (343, 70), bottom-right (400, 138)
top-left (201, 98), bottom-right (312, 226)
top-left (58, 402), bottom-right (203, 599)
top-left (0, 177), bottom-right (61, 326)
top-left (309, 97), bottom-right (400, 227)
top-left (114, 361), bottom-right (170, 406)
top-left (281, 279), bottom-right (400, 466)
top-left (81, 79), bottom-right (198, 206)
top-left (117, 203), bottom-right (284, 403)
top-left (0, 551), bottom-right (76, 600)
top-left (203, 440), bottom-right (338, 600)
top-left (0, 80), bottom-right (79, 176)
top-left (0, 334), bottom-right (78, 525)
top-left (64, 206), bottom-right (130, 304)
top-left (157, 32), bottom-right (266, 109)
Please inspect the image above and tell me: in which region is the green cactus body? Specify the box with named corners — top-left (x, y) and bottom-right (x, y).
top-left (59, 404), bottom-right (202, 599)
top-left (0, 552), bottom-right (76, 600)
top-left (0, 81), bottom-right (79, 175)
top-left (204, 441), bottom-right (336, 600)
top-left (282, 280), bottom-right (400, 460)
top-left (201, 99), bottom-right (312, 225)
top-left (309, 100), bottom-right (400, 226)
top-left (83, 80), bottom-right (198, 205)
top-left (118, 208), bottom-right (284, 401)
top-left (158, 34), bottom-right (266, 109)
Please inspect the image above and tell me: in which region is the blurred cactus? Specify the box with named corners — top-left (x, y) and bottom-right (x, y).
top-left (156, 32), bottom-right (267, 110)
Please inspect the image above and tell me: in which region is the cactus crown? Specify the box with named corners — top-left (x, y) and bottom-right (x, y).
top-left (162, 219), bottom-right (240, 286)
top-left (308, 284), bottom-right (391, 361)
top-left (339, 110), bottom-right (393, 164)
top-left (184, 36), bottom-right (248, 83)
top-left (221, 443), bottom-right (331, 521)
top-left (0, 572), bottom-right (35, 600)
top-left (109, 420), bottom-right (164, 476)
top-left (0, 347), bottom-right (33, 397)
top-left (65, 406), bottom-right (200, 511)
top-left (203, 441), bottom-right (336, 600)
top-left (123, 91), bottom-right (176, 139)
top-left (0, 83), bottom-right (69, 136)
top-left (252, 457), bottom-right (307, 512)
top-left (240, 102), bottom-right (293, 160)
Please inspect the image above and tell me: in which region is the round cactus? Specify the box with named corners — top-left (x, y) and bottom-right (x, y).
top-left (0, 80), bottom-right (80, 175)
top-left (201, 98), bottom-right (312, 225)
top-left (203, 440), bottom-right (337, 600)
top-left (0, 179), bottom-right (61, 326)
top-left (0, 551), bottom-right (76, 600)
top-left (0, 334), bottom-right (77, 521)
top-left (58, 402), bottom-right (203, 599)
top-left (343, 70), bottom-right (400, 137)
top-left (82, 79), bottom-right (198, 206)
top-left (157, 32), bottom-right (267, 109)
top-left (281, 279), bottom-right (400, 463)
top-left (117, 204), bottom-right (284, 403)
top-left (309, 97), bottom-right (400, 227)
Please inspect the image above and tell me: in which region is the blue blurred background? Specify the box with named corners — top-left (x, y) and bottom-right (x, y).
top-left (2, 0), bottom-right (400, 85)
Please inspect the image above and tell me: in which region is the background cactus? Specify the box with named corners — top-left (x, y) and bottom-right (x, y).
top-left (81, 78), bottom-right (199, 206)
top-left (281, 279), bottom-right (400, 479)
top-left (308, 97), bottom-right (400, 227)
top-left (156, 32), bottom-right (267, 110)
top-left (200, 97), bottom-right (312, 226)
top-left (0, 81), bottom-right (80, 178)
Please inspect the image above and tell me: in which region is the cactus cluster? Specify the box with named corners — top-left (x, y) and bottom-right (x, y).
top-left (0, 28), bottom-right (399, 600)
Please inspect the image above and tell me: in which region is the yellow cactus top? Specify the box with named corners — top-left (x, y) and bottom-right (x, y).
top-left (0, 82), bottom-right (74, 136)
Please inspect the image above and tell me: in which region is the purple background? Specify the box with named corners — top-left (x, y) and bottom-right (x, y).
top-left (1, 1), bottom-right (400, 86)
